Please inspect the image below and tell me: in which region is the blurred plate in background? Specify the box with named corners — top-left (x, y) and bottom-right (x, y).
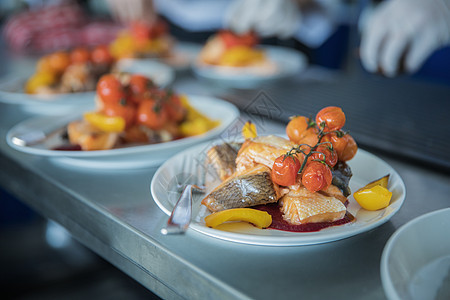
top-left (381, 208), bottom-right (450, 300)
top-left (192, 46), bottom-right (307, 89)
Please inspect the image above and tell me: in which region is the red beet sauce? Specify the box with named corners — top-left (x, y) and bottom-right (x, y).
top-left (254, 203), bottom-right (355, 232)
top-left (52, 144), bottom-right (82, 151)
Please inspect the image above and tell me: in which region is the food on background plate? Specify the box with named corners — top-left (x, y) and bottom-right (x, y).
top-left (109, 19), bottom-right (173, 60)
top-left (63, 73), bottom-right (219, 151)
top-left (25, 45), bottom-right (114, 94)
top-left (201, 106), bottom-right (375, 232)
top-left (25, 19), bottom-right (175, 95)
top-left (198, 30), bottom-right (277, 74)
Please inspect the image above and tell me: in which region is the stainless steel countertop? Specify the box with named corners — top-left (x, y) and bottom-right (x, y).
top-left (1, 68), bottom-right (449, 300)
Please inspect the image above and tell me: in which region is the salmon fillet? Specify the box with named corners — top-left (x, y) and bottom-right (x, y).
top-left (280, 186), bottom-right (346, 225)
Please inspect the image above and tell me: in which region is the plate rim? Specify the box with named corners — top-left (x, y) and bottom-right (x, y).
top-left (150, 139), bottom-right (407, 246)
top-left (6, 94), bottom-right (240, 159)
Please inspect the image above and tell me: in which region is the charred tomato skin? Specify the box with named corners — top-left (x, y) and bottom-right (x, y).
top-left (301, 161), bottom-right (333, 192)
top-left (271, 155), bottom-right (302, 186)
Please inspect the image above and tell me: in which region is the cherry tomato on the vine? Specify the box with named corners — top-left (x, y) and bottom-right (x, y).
top-left (137, 99), bottom-right (168, 130)
top-left (301, 161), bottom-right (333, 193)
top-left (70, 47), bottom-right (90, 64)
top-left (338, 134), bottom-right (357, 161)
top-left (97, 74), bottom-right (126, 105)
top-left (316, 106), bottom-right (346, 131)
top-left (164, 94), bottom-right (186, 122)
top-left (91, 45), bottom-right (113, 65)
top-left (219, 30), bottom-right (258, 49)
top-left (47, 51), bottom-right (71, 74)
top-left (309, 144), bottom-right (338, 167)
top-left (322, 132), bottom-right (357, 162)
top-left (271, 154), bottom-right (302, 186)
top-left (286, 116), bottom-right (318, 146)
top-left (128, 74), bottom-right (153, 104)
top-left (102, 102), bottom-right (136, 128)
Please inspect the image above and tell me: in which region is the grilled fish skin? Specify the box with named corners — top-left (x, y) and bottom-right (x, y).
top-left (202, 164), bottom-right (281, 212)
top-left (207, 142), bottom-right (242, 181)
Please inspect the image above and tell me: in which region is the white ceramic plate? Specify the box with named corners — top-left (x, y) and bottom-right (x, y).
top-left (192, 46), bottom-right (307, 88)
top-left (0, 60), bottom-right (174, 106)
top-left (6, 95), bottom-right (239, 169)
top-left (151, 141), bottom-right (406, 246)
top-left (381, 208), bottom-right (450, 300)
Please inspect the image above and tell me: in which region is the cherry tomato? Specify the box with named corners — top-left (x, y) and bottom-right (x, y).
top-left (301, 161), bottom-right (333, 192)
top-left (316, 106), bottom-right (346, 131)
top-left (47, 51), bottom-right (71, 74)
top-left (102, 102), bottom-right (136, 128)
top-left (219, 30), bottom-right (258, 49)
top-left (131, 19), bottom-right (167, 41)
top-left (164, 94), bottom-right (186, 122)
top-left (338, 134), bottom-right (357, 161)
top-left (286, 116), bottom-right (318, 145)
top-left (128, 74), bottom-right (154, 104)
top-left (322, 133), bottom-right (357, 162)
top-left (137, 99), bottom-right (168, 130)
top-left (70, 47), bottom-right (90, 64)
top-left (310, 144), bottom-right (338, 167)
top-left (91, 45), bottom-right (113, 65)
top-left (271, 154), bottom-right (301, 186)
top-left (97, 74), bottom-right (126, 105)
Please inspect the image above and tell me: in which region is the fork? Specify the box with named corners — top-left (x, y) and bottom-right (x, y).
top-left (161, 156), bottom-right (206, 235)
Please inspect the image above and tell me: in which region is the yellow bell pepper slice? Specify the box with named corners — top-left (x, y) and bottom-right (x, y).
top-left (25, 71), bottom-right (57, 94)
top-left (205, 208), bottom-right (272, 229)
top-left (354, 185), bottom-right (393, 211)
top-left (84, 112), bottom-right (125, 132)
top-left (179, 95), bottom-right (220, 136)
top-left (242, 121), bottom-right (257, 139)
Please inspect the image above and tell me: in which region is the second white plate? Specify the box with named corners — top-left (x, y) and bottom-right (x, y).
top-left (6, 95), bottom-right (239, 169)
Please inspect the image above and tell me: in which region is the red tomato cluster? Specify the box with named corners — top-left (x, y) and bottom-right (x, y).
top-left (272, 106), bottom-right (358, 193)
top-left (218, 30), bottom-right (259, 49)
top-left (70, 45), bottom-right (114, 66)
top-left (130, 19), bottom-right (168, 41)
top-left (96, 74), bottom-right (186, 130)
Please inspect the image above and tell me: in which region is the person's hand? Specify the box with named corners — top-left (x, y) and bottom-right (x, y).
top-left (360, 0), bottom-right (450, 77)
top-left (106, 0), bottom-right (156, 25)
top-left (225, 0), bottom-right (301, 39)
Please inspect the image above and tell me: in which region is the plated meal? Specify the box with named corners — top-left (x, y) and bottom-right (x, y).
top-left (193, 30), bottom-right (306, 88)
top-left (25, 45), bottom-right (114, 95)
top-left (23, 19), bottom-right (179, 97)
top-left (151, 106), bottom-right (406, 245)
top-left (109, 19), bottom-right (173, 60)
top-left (198, 30), bottom-right (276, 74)
top-left (203, 107), bottom-right (367, 232)
top-left (58, 72), bottom-right (218, 151)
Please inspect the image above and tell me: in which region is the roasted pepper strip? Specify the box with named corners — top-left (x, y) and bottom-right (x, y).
top-left (84, 112), bottom-right (125, 132)
top-left (205, 208), bottom-right (272, 229)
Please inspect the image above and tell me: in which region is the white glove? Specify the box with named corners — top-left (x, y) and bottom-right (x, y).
top-left (106, 0), bottom-right (156, 24)
top-left (360, 0), bottom-right (450, 77)
top-left (225, 0), bottom-right (302, 39)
